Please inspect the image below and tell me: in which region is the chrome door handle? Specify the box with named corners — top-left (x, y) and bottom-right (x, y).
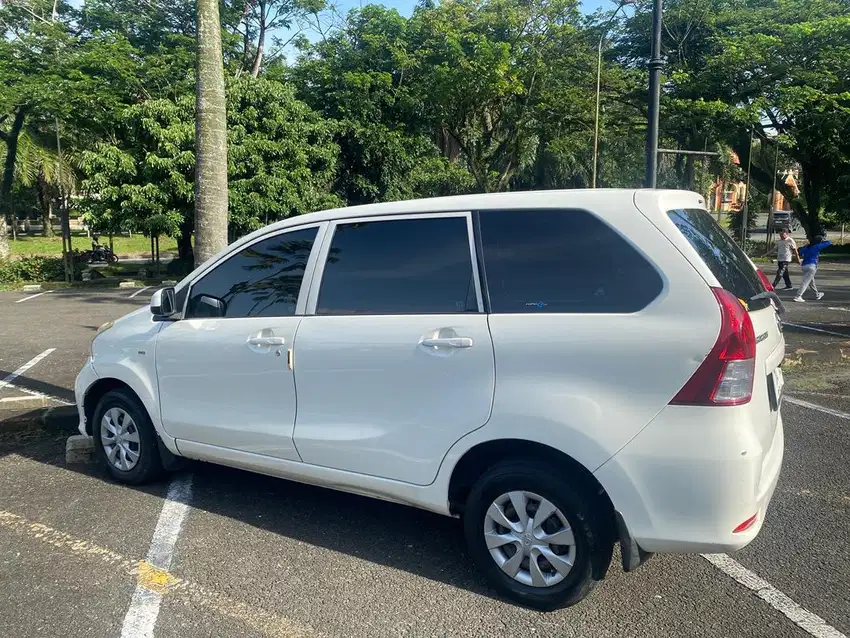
top-left (248, 336), bottom-right (286, 346)
top-left (420, 337), bottom-right (473, 348)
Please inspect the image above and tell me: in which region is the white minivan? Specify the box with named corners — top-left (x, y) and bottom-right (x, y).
top-left (75, 189), bottom-right (785, 609)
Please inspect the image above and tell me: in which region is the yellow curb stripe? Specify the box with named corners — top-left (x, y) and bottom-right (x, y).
top-left (0, 510), bottom-right (314, 637)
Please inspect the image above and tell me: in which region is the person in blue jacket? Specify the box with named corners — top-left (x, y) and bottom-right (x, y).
top-left (793, 235), bottom-right (832, 302)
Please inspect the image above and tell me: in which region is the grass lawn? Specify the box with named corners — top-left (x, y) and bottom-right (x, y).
top-left (10, 233), bottom-right (178, 257)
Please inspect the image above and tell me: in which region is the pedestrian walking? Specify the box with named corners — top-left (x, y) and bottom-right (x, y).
top-left (773, 230), bottom-right (801, 289)
top-left (793, 234), bottom-right (832, 302)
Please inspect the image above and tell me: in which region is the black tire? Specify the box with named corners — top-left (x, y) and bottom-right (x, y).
top-left (108, 253), bottom-right (119, 264)
top-left (463, 459), bottom-right (613, 610)
top-left (93, 389), bottom-right (165, 485)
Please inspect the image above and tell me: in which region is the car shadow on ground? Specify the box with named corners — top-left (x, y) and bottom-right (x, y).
top-left (47, 291), bottom-right (152, 306)
top-left (0, 418), bottom-right (499, 602)
top-left (0, 372), bottom-right (76, 404)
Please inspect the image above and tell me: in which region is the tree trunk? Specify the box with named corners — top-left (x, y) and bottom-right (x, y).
top-left (0, 106), bottom-right (28, 260)
top-left (37, 174), bottom-right (55, 237)
top-left (178, 216), bottom-right (193, 262)
top-left (194, 0), bottom-right (229, 268)
top-left (250, 2), bottom-right (266, 78)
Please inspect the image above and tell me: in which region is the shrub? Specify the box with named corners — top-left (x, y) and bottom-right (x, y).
top-left (0, 255), bottom-right (80, 284)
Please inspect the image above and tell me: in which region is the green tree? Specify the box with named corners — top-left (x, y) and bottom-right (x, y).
top-left (79, 78), bottom-right (340, 258)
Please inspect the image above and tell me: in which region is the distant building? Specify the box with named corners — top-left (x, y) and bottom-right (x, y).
top-left (709, 148), bottom-right (800, 214)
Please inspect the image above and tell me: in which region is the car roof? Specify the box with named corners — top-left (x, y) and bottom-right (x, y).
top-left (180, 188), bottom-right (705, 289)
top-left (263, 188), bottom-right (702, 232)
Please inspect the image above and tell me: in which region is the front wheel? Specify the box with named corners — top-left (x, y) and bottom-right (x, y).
top-left (107, 253), bottom-right (119, 264)
top-left (93, 389), bottom-right (164, 484)
top-left (463, 460), bottom-right (613, 610)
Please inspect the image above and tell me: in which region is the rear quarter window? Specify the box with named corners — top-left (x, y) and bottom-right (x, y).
top-left (667, 208), bottom-right (770, 310)
top-left (478, 208), bottom-right (663, 314)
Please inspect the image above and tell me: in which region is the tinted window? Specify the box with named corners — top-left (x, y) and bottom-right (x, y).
top-left (667, 208), bottom-right (768, 310)
top-left (317, 217), bottom-right (476, 315)
top-left (479, 209), bottom-right (662, 313)
top-left (187, 227), bottom-right (318, 318)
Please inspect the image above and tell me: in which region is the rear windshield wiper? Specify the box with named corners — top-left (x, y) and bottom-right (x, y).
top-left (750, 291), bottom-right (786, 315)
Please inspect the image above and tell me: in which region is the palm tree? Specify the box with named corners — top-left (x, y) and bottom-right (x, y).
top-left (194, 0), bottom-right (229, 267)
top-left (13, 131), bottom-right (77, 237)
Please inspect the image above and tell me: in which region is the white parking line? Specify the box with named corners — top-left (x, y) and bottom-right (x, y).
top-left (786, 397), bottom-right (850, 420)
top-left (128, 286), bottom-right (151, 299)
top-left (120, 475), bottom-right (193, 638)
top-left (827, 307), bottom-right (850, 313)
top-left (702, 554), bottom-right (846, 638)
top-left (784, 322), bottom-right (850, 339)
top-left (0, 349), bottom-right (56, 391)
top-left (15, 290), bottom-right (53, 303)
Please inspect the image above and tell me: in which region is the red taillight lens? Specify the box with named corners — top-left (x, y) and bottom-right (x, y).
top-left (671, 288), bottom-right (756, 406)
top-left (733, 513), bottom-right (758, 533)
top-left (756, 268), bottom-right (774, 292)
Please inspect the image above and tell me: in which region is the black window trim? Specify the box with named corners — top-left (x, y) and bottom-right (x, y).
top-left (304, 211), bottom-right (485, 316)
top-left (473, 206), bottom-right (666, 316)
top-left (180, 221), bottom-right (328, 320)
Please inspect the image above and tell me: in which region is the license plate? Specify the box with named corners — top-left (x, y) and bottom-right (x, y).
top-left (771, 368), bottom-right (785, 410)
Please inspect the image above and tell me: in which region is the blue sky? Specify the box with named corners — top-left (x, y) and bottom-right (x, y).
top-left (326, 0), bottom-right (614, 17)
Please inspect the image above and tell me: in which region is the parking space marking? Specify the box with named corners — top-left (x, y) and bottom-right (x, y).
top-left (15, 290), bottom-right (53, 303)
top-left (0, 348), bottom-right (55, 391)
top-left (128, 286), bottom-right (151, 299)
top-left (0, 508), bottom-right (313, 637)
top-left (786, 397), bottom-right (850, 421)
top-left (784, 323), bottom-right (850, 338)
top-left (121, 474), bottom-right (193, 638)
top-left (702, 554), bottom-right (846, 638)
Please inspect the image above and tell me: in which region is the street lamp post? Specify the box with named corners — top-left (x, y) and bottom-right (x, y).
top-left (645, 0), bottom-right (663, 188)
top-left (592, 0), bottom-right (633, 189)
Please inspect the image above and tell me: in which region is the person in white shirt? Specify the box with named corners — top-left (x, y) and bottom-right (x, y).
top-left (773, 230), bottom-right (801, 290)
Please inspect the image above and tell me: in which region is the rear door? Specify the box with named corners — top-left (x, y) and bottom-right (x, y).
top-left (292, 212), bottom-right (495, 486)
top-left (639, 196), bottom-right (785, 452)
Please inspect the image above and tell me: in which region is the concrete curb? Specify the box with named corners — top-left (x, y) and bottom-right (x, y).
top-left (0, 404), bottom-right (78, 433)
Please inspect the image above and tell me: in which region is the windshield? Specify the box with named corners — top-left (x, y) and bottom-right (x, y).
top-left (667, 208), bottom-right (771, 311)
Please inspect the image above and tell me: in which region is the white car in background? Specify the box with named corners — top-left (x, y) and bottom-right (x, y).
top-left (76, 189), bottom-right (785, 609)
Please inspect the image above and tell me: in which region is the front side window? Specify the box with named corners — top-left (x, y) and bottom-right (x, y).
top-left (187, 227), bottom-right (318, 318)
top-left (317, 216), bottom-right (477, 315)
top-left (479, 209), bottom-right (663, 314)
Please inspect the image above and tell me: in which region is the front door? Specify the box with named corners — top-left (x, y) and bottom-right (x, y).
top-left (292, 213), bottom-right (495, 485)
top-left (156, 225), bottom-right (322, 461)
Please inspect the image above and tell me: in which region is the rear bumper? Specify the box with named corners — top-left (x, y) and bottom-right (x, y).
top-left (595, 406), bottom-right (784, 554)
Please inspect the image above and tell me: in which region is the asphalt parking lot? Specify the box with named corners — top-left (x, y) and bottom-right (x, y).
top-left (1, 267), bottom-right (849, 638)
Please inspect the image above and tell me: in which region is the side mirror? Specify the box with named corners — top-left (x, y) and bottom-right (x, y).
top-left (191, 294), bottom-right (227, 318)
top-left (151, 287), bottom-right (177, 317)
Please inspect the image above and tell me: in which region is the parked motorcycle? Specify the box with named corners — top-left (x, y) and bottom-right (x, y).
top-left (80, 237), bottom-right (119, 264)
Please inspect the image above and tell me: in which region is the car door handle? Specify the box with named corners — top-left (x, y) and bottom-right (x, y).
top-left (420, 337), bottom-right (473, 348)
top-left (247, 336), bottom-right (286, 347)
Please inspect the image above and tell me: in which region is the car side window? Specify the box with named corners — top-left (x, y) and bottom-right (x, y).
top-left (478, 209), bottom-right (662, 314)
top-left (186, 227), bottom-right (319, 319)
top-left (316, 216), bottom-right (477, 315)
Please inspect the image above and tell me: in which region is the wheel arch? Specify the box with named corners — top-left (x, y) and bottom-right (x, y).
top-left (83, 378), bottom-right (139, 435)
top-left (447, 439), bottom-right (615, 528)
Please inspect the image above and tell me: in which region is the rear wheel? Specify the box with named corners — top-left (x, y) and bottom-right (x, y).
top-left (463, 460), bottom-right (612, 610)
top-left (93, 389), bottom-right (164, 484)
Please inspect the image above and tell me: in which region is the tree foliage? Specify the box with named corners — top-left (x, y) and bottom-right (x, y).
top-left (3, 0), bottom-right (850, 258)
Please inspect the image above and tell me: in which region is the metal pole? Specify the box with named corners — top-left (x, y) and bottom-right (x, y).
top-left (592, 38), bottom-right (604, 188)
top-left (592, 2), bottom-right (630, 189)
top-left (766, 137), bottom-right (780, 246)
top-left (741, 127), bottom-right (754, 246)
top-left (645, 0), bottom-right (663, 188)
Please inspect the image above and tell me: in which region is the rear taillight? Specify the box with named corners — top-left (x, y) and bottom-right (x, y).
top-left (671, 288), bottom-right (756, 406)
top-left (756, 268), bottom-right (774, 292)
